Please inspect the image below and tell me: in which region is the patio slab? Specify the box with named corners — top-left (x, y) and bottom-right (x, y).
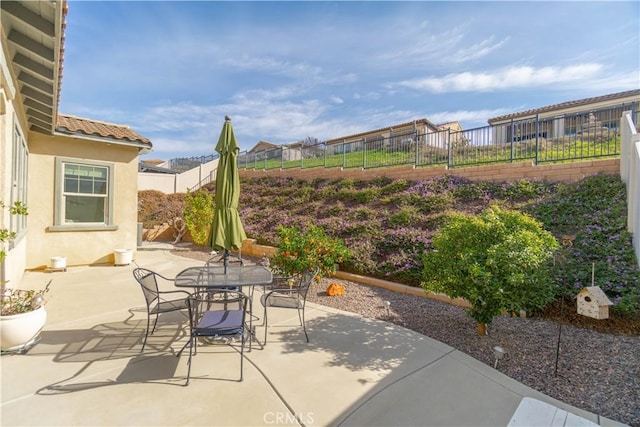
top-left (1, 250), bottom-right (627, 426)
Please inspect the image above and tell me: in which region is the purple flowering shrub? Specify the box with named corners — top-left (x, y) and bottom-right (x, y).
top-left (197, 172), bottom-right (638, 316)
top-left (527, 173), bottom-right (640, 314)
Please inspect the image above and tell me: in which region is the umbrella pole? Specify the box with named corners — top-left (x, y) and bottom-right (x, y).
top-left (223, 249), bottom-right (229, 274)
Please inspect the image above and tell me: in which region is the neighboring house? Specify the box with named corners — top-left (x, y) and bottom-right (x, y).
top-left (436, 121), bottom-right (463, 133)
top-left (488, 89), bottom-right (640, 143)
top-left (1, 1), bottom-right (152, 286)
top-left (324, 118), bottom-right (444, 154)
top-left (249, 140), bottom-right (280, 153)
top-left (244, 140), bottom-right (304, 163)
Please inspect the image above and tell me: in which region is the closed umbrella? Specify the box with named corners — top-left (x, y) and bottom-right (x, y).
top-left (208, 116), bottom-right (247, 271)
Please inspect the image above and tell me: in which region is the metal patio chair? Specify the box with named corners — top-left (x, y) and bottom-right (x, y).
top-left (180, 290), bottom-right (249, 385)
top-left (132, 268), bottom-right (190, 352)
top-left (260, 268), bottom-right (319, 345)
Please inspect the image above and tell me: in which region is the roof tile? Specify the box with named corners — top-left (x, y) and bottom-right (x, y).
top-left (56, 114), bottom-right (152, 148)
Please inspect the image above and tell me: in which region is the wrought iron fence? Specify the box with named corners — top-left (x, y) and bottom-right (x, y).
top-left (237, 103), bottom-right (636, 171)
top-left (167, 154), bottom-right (218, 173)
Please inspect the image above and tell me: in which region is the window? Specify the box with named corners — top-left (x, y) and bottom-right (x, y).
top-left (11, 121), bottom-right (28, 239)
top-left (52, 158), bottom-right (116, 231)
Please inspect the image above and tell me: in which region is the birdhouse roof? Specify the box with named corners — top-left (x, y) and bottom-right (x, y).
top-left (579, 286), bottom-right (614, 306)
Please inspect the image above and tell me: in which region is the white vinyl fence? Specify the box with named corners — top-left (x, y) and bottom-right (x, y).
top-left (619, 110), bottom-right (640, 267)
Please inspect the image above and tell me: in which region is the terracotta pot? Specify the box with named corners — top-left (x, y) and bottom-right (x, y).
top-left (0, 306), bottom-right (47, 352)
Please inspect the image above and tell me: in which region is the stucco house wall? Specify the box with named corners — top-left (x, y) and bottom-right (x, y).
top-left (2, 1), bottom-right (152, 284)
top-left (0, 87), bottom-right (29, 287)
top-left (26, 132), bottom-right (140, 269)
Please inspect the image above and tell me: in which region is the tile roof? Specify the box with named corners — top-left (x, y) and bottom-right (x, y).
top-left (56, 114), bottom-right (152, 148)
top-left (488, 89), bottom-right (640, 123)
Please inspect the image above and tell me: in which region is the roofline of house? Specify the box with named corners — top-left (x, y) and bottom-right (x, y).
top-left (488, 89), bottom-right (640, 124)
top-left (325, 118), bottom-right (439, 144)
top-left (53, 130), bottom-right (153, 154)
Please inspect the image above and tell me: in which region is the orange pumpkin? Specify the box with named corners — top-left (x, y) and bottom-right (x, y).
top-left (326, 282), bottom-right (346, 296)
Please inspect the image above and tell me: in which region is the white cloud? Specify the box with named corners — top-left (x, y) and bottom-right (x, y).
top-left (396, 64), bottom-right (606, 93)
top-left (447, 36), bottom-right (510, 63)
top-left (330, 96), bottom-right (344, 104)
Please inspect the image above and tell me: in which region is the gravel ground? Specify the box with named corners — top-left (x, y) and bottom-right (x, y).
top-left (173, 249), bottom-right (640, 426)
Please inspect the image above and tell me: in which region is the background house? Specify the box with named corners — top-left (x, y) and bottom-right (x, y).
top-left (324, 118), bottom-right (443, 155)
top-left (488, 89), bottom-right (640, 144)
top-left (1, 0), bottom-right (152, 286)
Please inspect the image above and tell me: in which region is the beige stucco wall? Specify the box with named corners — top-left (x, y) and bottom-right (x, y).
top-left (26, 132), bottom-right (140, 269)
top-left (0, 65), bottom-right (30, 286)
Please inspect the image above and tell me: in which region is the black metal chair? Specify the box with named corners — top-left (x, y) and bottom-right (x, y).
top-left (260, 268), bottom-right (318, 345)
top-left (132, 268), bottom-right (190, 352)
top-left (180, 290), bottom-right (249, 385)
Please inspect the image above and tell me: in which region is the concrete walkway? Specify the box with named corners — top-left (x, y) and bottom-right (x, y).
top-left (1, 250), bottom-right (626, 426)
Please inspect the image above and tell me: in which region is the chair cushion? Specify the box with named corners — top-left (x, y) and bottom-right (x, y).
top-left (195, 310), bottom-right (244, 336)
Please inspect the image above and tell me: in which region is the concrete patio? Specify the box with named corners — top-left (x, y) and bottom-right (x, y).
top-left (1, 250), bottom-right (626, 426)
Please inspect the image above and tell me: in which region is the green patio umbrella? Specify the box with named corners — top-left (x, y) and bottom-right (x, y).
top-left (208, 116), bottom-right (247, 270)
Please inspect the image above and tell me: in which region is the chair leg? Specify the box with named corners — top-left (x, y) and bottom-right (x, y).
top-left (150, 313), bottom-right (159, 335)
top-left (301, 308), bottom-right (309, 343)
top-left (185, 335), bottom-right (195, 386)
top-left (141, 314), bottom-right (151, 352)
top-left (263, 306), bottom-right (269, 346)
top-left (239, 331), bottom-right (245, 382)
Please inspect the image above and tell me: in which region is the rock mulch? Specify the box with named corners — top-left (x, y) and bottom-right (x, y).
top-left (172, 249), bottom-right (639, 426)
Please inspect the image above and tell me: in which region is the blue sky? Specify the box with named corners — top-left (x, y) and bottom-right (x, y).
top-left (59, 1), bottom-right (640, 161)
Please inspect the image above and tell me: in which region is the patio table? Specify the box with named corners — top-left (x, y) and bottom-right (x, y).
top-left (174, 264), bottom-right (272, 290)
top-left (174, 264), bottom-right (273, 349)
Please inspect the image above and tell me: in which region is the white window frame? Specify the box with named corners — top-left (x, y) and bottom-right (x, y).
top-left (10, 118), bottom-right (28, 245)
top-left (50, 157), bottom-right (117, 231)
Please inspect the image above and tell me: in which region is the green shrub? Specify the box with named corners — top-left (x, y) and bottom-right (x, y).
top-left (271, 222), bottom-right (351, 279)
top-left (183, 190), bottom-right (214, 245)
top-left (379, 179), bottom-right (411, 195)
top-left (388, 205), bottom-right (421, 227)
top-left (422, 205), bottom-right (559, 326)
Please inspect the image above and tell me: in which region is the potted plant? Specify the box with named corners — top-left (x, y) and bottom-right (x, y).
top-left (0, 201), bottom-right (50, 353)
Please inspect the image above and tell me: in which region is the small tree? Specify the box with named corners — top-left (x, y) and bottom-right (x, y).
top-left (271, 222), bottom-right (351, 279)
top-left (183, 190), bottom-right (215, 246)
top-left (422, 205), bottom-right (559, 334)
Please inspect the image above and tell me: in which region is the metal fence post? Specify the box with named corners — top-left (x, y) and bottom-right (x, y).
top-left (324, 143), bottom-right (327, 168)
top-left (342, 141), bottom-right (346, 168)
top-left (535, 114), bottom-right (540, 165)
top-left (363, 138), bottom-right (367, 169)
top-left (447, 129), bottom-right (452, 168)
top-left (510, 119), bottom-right (514, 162)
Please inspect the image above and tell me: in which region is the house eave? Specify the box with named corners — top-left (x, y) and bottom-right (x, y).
top-left (52, 130), bottom-right (153, 154)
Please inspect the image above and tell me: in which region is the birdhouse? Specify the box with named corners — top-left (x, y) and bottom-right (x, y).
top-left (576, 286), bottom-right (613, 319)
